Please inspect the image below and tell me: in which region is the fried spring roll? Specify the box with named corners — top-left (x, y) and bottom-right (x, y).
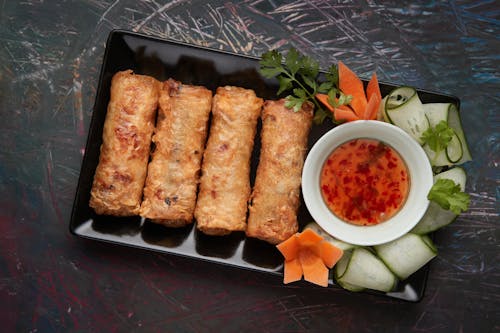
top-left (194, 86), bottom-right (263, 235)
top-left (139, 79), bottom-right (212, 227)
top-left (89, 70), bottom-right (160, 216)
top-left (246, 99), bottom-right (313, 244)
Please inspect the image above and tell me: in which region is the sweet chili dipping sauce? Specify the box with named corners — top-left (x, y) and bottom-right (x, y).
top-left (320, 138), bottom-right (410, 226)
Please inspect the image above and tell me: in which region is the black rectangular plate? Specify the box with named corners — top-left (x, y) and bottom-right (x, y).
top-left (70, 29), bottom-right (460, 302)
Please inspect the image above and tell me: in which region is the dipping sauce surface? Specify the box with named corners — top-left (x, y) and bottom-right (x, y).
top-left (320, 138), bottom-right (410, 226)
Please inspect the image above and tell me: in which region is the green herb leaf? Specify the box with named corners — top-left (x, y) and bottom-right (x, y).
top-left (427, 178), bottom-right (470, 214)
top-left (285, 48), bottom-right (301, 76)
top-left (293, 88), bottom-right (307, 99)
top-left (277, 77), bottom-right (293, 95)
top-left (298, 56), bottom-right (319, 78)
top-left (421, 120), bottom-right (455, 153)
top-left (313, 108), bottom-right (329, 124)
top-left (325, 64), bottom-right (339, 86)
top-left (259, 50), bottom-right (282, 69)
top-left (318, 81), bottom-right (333, 93)
top-left (285, 95), bottom-right (304, 112)
top-left (327, 88), bottom-right (338, 106)
top-left (301, 74), bottom-right (317, 91)
top-left (259, 48), bottom-right (348, 120)
top-left (259, 67), bottom-right (284, 78)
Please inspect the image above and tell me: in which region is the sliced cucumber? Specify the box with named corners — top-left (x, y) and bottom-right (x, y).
top-left (445, 132), bottom-right (463, 163)
top-left (423, 103), bottom-right (471, 166)
top-left (374, 233), bottom-right (437, 280)
top-left (334, 248), bottom-right (397, 293)
top-left (411, 202), bottom-right (458, 235)
top-left (378, 96), bottom-right (388, 121)
top-left (334, 252), bottom-right (365, 292)
top-left (384, 86), bottom-right (429, 144)
top-left (447, 104), bottom-right (472, 165)
top-left (434, 166), bottom-right (467, 191)
top-left (424, 102), bottom-right (448, 124)
top-left (304, 222), bottom-right (356, 251)
top-left (411, 167), bottom-right (467, 234)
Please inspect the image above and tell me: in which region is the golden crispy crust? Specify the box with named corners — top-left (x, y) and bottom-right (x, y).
top-left (194, 86), bottom-right (263, 235)
top-left (246, 99), bottom-right (313, 244)
top-left (139, 79), bottom-right (212, 227)
top-left (89, 70), bottom-right (160, 216)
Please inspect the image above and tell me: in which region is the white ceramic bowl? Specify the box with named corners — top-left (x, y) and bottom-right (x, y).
top-left (302, 120), bottom-right (433, 246)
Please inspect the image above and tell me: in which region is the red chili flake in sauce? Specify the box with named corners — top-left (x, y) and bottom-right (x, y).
top-left (320, 138), bottom-right (410, 226)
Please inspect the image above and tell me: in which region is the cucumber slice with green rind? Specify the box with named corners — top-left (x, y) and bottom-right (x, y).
top-left (411, 202), bottom-right (458, 235)
top-left (423, 103), bottom-right (471, 166)
top-left (384, 86), bottom-right (429, 144)
top-left (411, 167), bottom-right (467, 234)
top-left (445, 131), bottom-right (463, 163)
top-left (336, 280), bottom-right (365, 292)
top-left (374, 233), bottom-right (437, 280)
top-left (334, 251), bottom-right (365, 292)
top-left (447, 104), bottom-right (472, 165)
top-left (335, 248), bottom-right (398, 293)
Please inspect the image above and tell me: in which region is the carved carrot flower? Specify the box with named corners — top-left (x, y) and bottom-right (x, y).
top-left (276, 228), bottom-right (343, 287)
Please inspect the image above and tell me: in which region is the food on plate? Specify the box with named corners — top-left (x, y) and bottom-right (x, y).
top-left (194, 86), bottom-right (263, 236)
top-left (381, 86), bottom-right (429, 144)
top-left (338, 61), bottom-right (368, 115)
top-left (411, 167), bottom-right (467, 234)
top-left (320, 138), bottom-right (410, 226)
top-left (316, 62), bottom-right (381, 122)
top-left (304, 222), bottom-right (356, 251)
top-left (276, 228), bottom-right (343, 287)
top-left (258, 48), bottom-right (352, 124)
top-left (374, 233), bottom-right (437, 280)
top-left (259, 48), bottom-right (472, 292)
top-left (89, 70), bottom-right (160, 216)
top-left (334, 247), bottom-right (397, 292)
top-left (246, 99), bottom-right (313, 244)
top-left (140, 79), bottom-right (212, 227)
top-left (422, 103), bottom-right (472, 166)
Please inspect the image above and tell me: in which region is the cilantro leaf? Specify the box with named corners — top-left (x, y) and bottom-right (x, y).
top-left (285, 48), bottom-right (301, 76)
top-left (277, 77), bottom-right (293, 95)
top-left (259, 67), bottom-right (283, 78)
top-left (427, 178), bottom-right (470, 214)
top-left (259, 50), bottom-right (282, 69)
top-left (421, 120), bottom-right (455, 153)
top-left (301, 74), bottom-right (317, 90)
top-left (313, 108), bottom-right (329, 124)
top-left (318, 81), bottom-right (333, 93)
top-left (298, 55), bottom-right (319, 78)
top-left (325, 64), bottom-right (339, 86)
top-left (285, 95), bottom-right (304, 112)
top-left (258, 48), bottom-right (352, 122)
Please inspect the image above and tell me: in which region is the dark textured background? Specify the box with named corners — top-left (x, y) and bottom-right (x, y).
top-left (0, 1), bottom-right (498, 332)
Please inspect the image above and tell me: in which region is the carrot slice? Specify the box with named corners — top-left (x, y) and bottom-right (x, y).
top-left (338, 61), bottom-right (367, 117)
top-left (299, 251), bottom-right (329, 287)
top-left (316, 93), bottom-right (335, 113)
top-left (277, 229), bottom-right (342, 287)
top-left (319, 241), bottom-right (344, 269)
top-left (366, 72), bottom-right (382, 101)
top-left (334, 105), bottom-right (361, 122)
top-left (276, 234), bottom-right (300, 261)
top-left (283, 258), bottom-right (303, 284)
top-left (363, 92), bottom-right (381, 120)
top-left (297, 228), bottom-right (324, 247)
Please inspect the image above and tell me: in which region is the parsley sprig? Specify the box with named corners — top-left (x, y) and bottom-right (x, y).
top-left (421, 120), bottom-right (455, 154)
top-left (259, 48), bottom-right (351, 124)
top-left (427, 178), bottom-right (470, 214)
